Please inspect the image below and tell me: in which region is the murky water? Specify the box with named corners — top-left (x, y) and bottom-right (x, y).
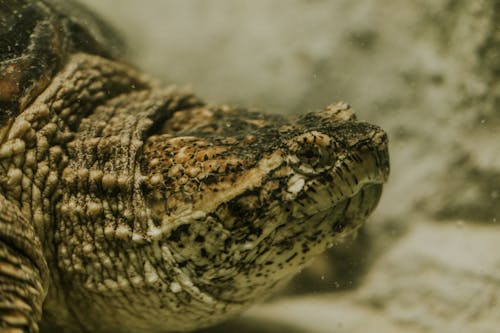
top-left (80, 1), bottom-right (500, 332)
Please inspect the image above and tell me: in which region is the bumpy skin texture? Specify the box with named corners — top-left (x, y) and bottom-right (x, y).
top-left (0, 1), bottom-right (390, 332)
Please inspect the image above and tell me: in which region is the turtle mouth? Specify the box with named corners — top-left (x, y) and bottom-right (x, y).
top-left (271, 181), bottom-right (384, 246)
top-left (300, 182), bottom-right (383, 231)
top-left (286, 147), bottom-right (389, 221)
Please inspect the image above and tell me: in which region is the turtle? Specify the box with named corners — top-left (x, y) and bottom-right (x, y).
top-left (0, 0), bottom-right (390, 332)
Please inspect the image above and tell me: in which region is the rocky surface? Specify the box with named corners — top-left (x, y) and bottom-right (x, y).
top-left (81, 0), bottom-right (500, 332)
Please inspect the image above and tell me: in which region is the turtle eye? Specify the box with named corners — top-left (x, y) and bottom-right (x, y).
top-left (288, 131), bottom-right (337, 175)
top-left (294, 144), bottom-right (336, 174)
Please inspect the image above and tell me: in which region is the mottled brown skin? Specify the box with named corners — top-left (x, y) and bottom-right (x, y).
top-left (0, 1), bottom-right (390, 333)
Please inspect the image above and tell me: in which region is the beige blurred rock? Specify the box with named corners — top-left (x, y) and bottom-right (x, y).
top-left (358, 221), bottom-right (500, 333)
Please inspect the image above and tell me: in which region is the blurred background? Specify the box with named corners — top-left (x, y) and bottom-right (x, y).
top-left (82, 1), bottom-right (499, 332)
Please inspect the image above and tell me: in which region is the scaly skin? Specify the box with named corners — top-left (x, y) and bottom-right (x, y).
top-left (0, 1), bottom-right (390, 332)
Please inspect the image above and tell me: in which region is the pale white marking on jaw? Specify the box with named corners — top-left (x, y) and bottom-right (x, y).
top-left (144, 261), bottom-right (159, 284)
top-left (287, 174), bottom-right (305, 196)
top-left (242, 242), bottom-right (255, 250)
top-left (169, 282), bottom-right (182, 293)
top-left (148, 210), bottom-right (207, 240)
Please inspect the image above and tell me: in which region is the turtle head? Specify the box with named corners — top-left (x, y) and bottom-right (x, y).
top-left (140, 102), bottom-right (389, 304)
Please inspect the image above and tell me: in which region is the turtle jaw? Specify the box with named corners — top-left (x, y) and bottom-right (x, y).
top-left (281, 182), bottom-right (384, 252)
top-left (198, 182), bottom-right (386, 304)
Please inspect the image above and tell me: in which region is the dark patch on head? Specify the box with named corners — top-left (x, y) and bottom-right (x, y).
top-left (227, 201), bottom-right (252, 220)
top-left (301, 243), bottom-right (310, 253)
top-left (285, 253), bottom-right (298, 263)
top-left (332, 220), bottom-right (347, 233)
top-left (319, 172), bottom-right (333, 184)
top-left (203, 174), bottom-right (218, 185)
top-left (169, 224), bottom-right (191, 242)
top-left (248, 226), bottom-right (263, 238)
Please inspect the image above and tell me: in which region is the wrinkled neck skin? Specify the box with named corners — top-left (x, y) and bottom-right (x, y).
top-left (1, 52), bottom-right (389, 333)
